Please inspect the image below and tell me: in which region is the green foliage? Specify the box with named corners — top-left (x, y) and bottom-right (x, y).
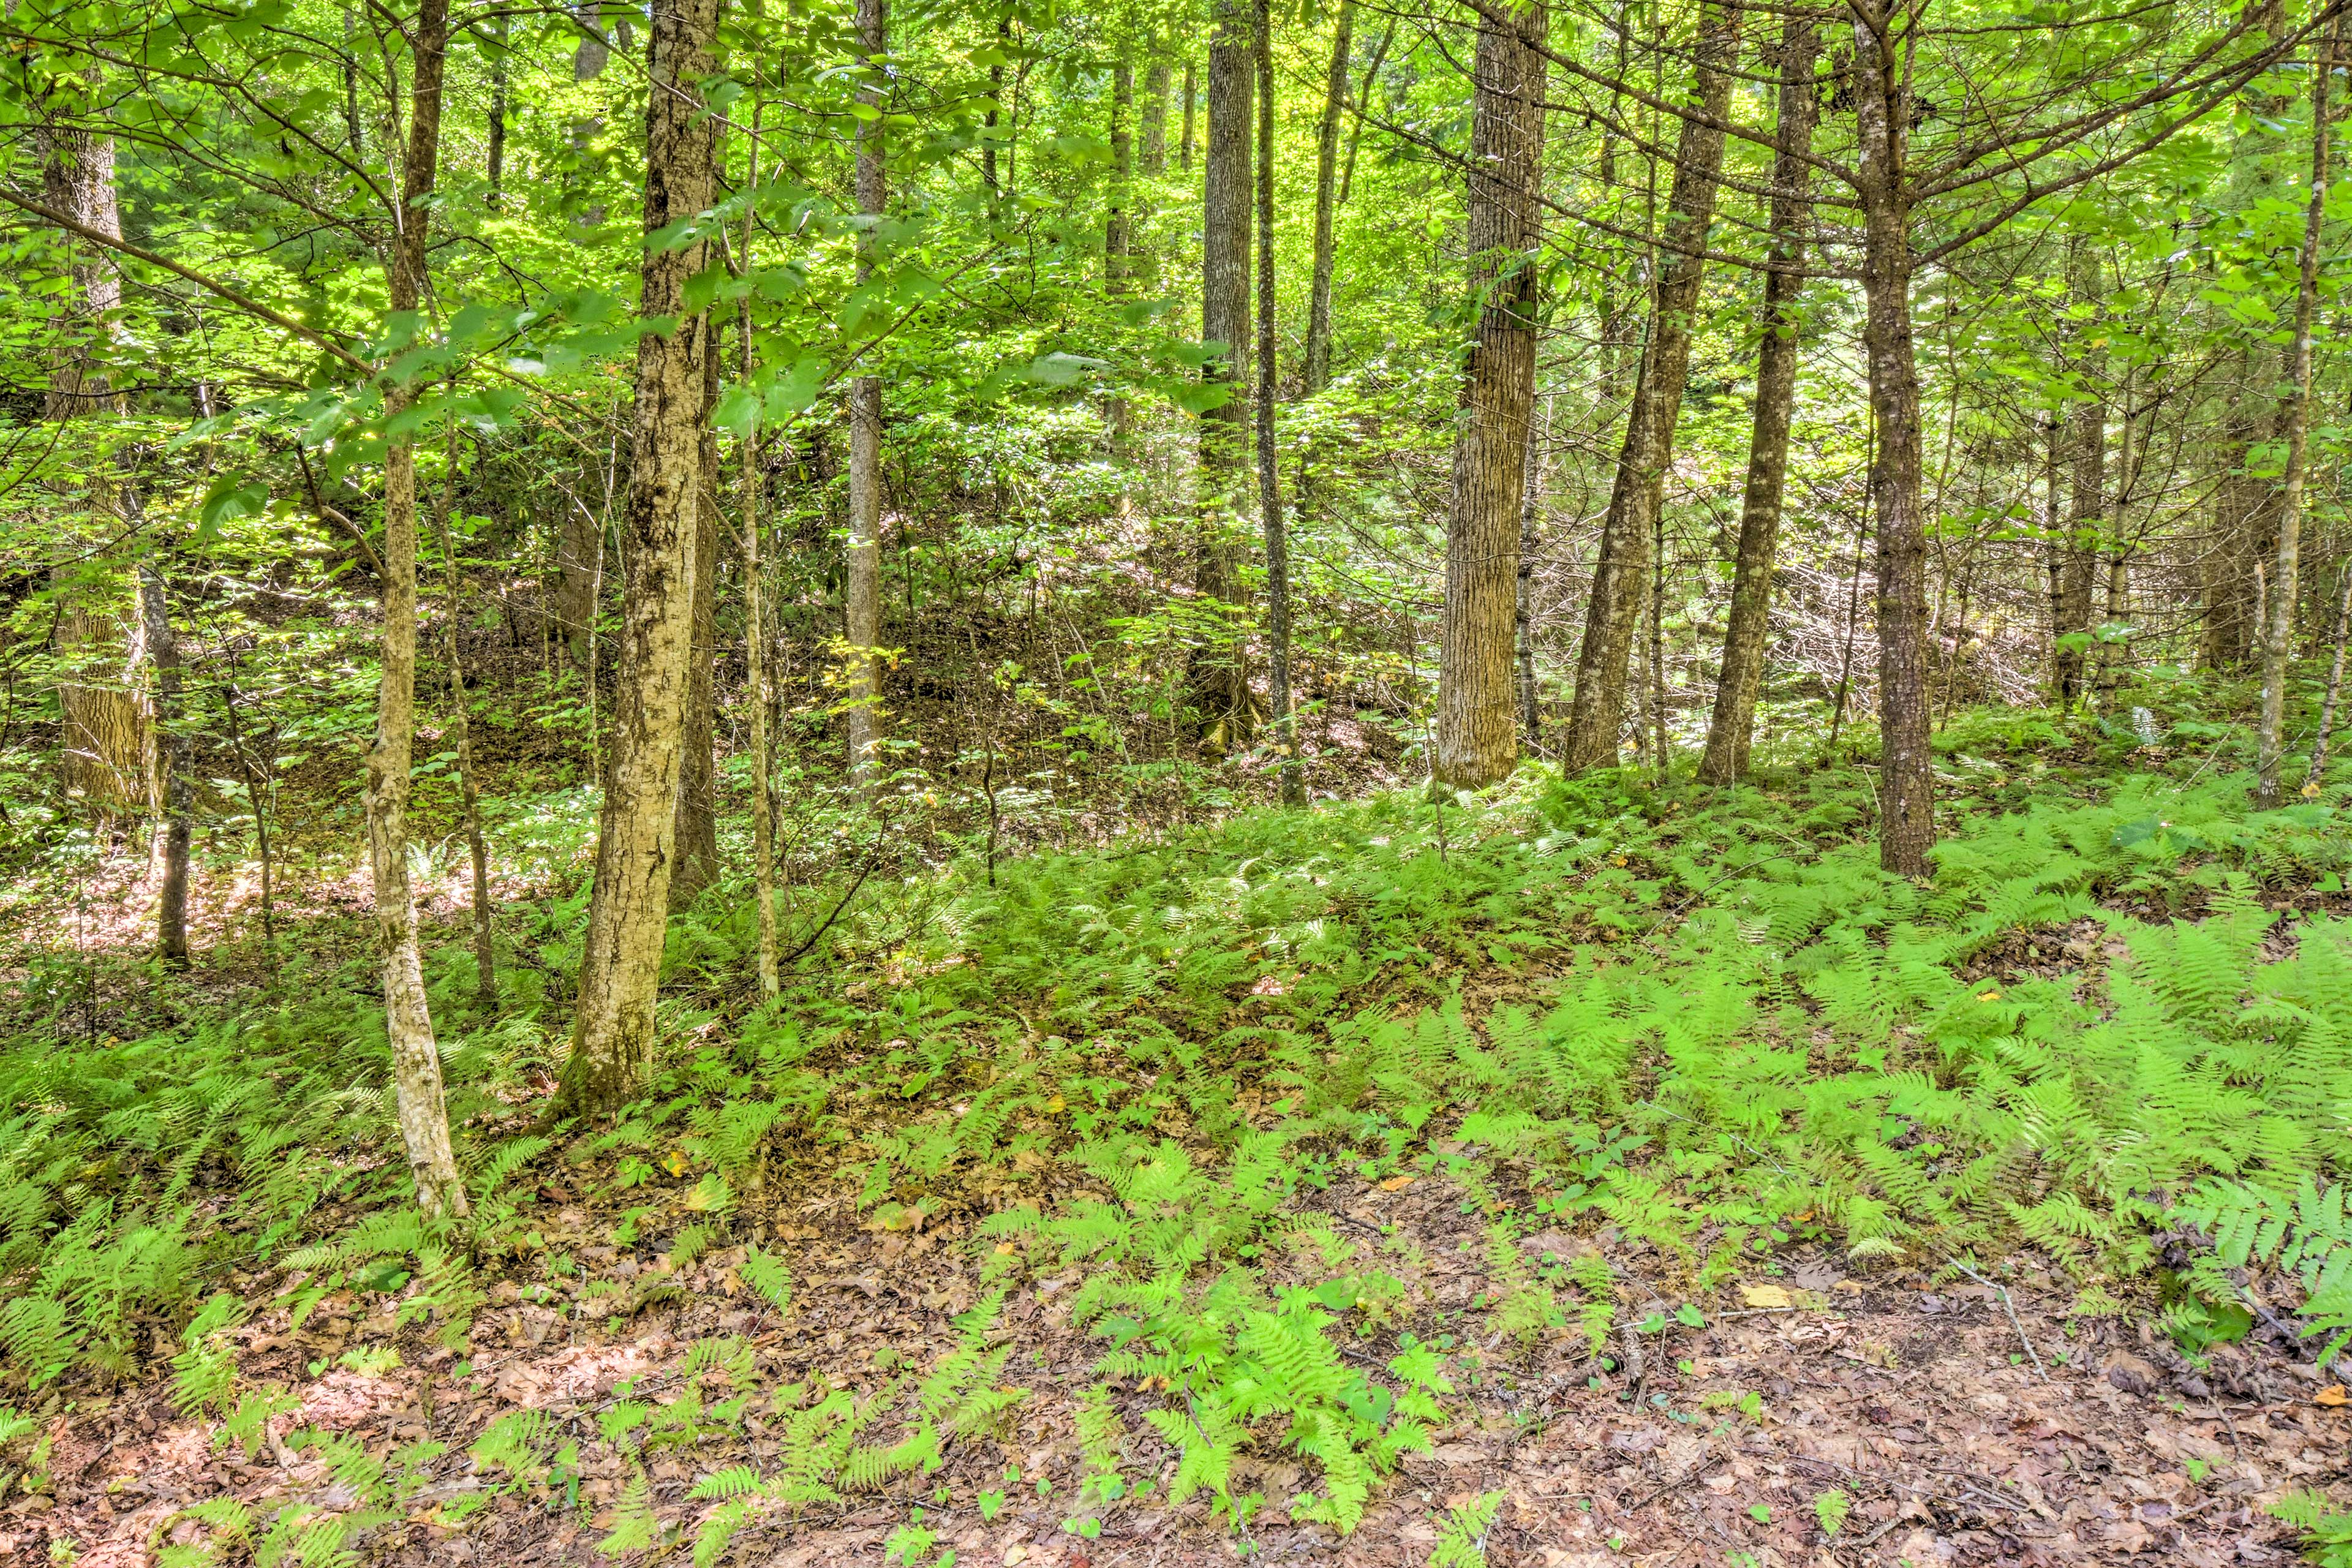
top-left (2272, 1488), bottom-right (2352, 1568)
top-left (1427, 1490), bottom-right (1504, 1567)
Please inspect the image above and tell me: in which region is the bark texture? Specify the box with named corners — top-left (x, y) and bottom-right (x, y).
top-left (671, 323), bottom-right (723, 906)
top-left (1256, 0), bottom-right (1302, 804)
top-left (1107, 58), bottom-right (1133, 290)
top-left (369, 0), bottom-right (467, 1215)
top-left (2255, 15), bottom-right (2337, 807)
top-left (1562, 0), bottom-right (1736, 771)
top-left (1434, 0), bottom-right (1546, 788)
top-left (2053, 252), bottom-right (2105, 705)
top-left (138, 564), bottom-right (190, 965)
top-left (845, 0), bottom-right (888, 791)
top-left (1303, 0), bottom-right (1355, 396)
top-left (1141, 61), bottom-right (1170, 175)
top-left (560, 0), bottom-right (722, 1113)
top-left (1192, 0), bottom-right (1254, 744)
top-left (1849, 0), bottom-right (1936, 876)
top-left (1697, 17), bottom-right (1818, 786)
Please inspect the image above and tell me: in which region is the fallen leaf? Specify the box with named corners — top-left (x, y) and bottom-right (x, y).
top-left (1043, 1094), bottom-right (1066, 1114)
top-left (2315, 1385), bottom-right (2348, 1407)
top-left (1741, 1284), bottom-right (1793, 1310)
top-left (1379, 1175), bottom-right (1415, 1191)
top-left (1004, 1547), bottom-right (1030, 1566)
top-left (663, 1149), bottom-right (691, 1177)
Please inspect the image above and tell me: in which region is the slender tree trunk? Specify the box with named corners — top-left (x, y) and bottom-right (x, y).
top-left (1697, 17), bottom-right (1817, 785)
top-left (1142, 60), bottom-right (1170, 175)
top-left (559, 0), bottom-right (722, 1114)
top-left (1256, 0), bottom-right (1302, 805)
top-left (1515, 407), bottom-right (1544, 744)
top-left (982, 18), bottom-right (1005, 203)
top-left (1434, 0), bottom-right (1546, 788)
top-left (219, 671), bottom-right (276, 949)
top-left (486, 17), bottom-right (509, 208)
top-left (2255, 13), bottom-right (2339, 807)
top-left (1562, 0), bottom-right (1736, 771)
top-left (1303, 0), bottom-right (1355, 395)
top-left (1182, 61), bottom-right (1197, 173)
top-left (1193, 0), bottom-right (1253, 745)
top-left (2054, 250), bottom-right (2105, 706)
top-left (1337, 20), bottom-right (1395, 206)
top-left (1107, 57), bottom-right (1133, 291)
top-left (2308, 567), bottom-right (2352, 789)
top-left (2042, 412), bottom-right (2066, 693)
top-left (138, 564), bottom-right (190, 965)
top-left (433, 440), bottom-right (499, 1008)
top-left (369, 0), bottom-right (467, 1215)
top-left (845, 0), bottom-right (887, 791)
top-left (1849, 0), bottom-right (1935, 875)
top-left (671, 321), bottom-right (722, 905)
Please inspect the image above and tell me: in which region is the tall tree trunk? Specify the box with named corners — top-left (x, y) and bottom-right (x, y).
top-left (1434, 0), bottom-right (1546, 788)
top-left (1303, 0), bottom-right (1355, 395)
top-left (1256, 0), bottom-right (1302, 805)
top-left (2307, 567), bottom-right (2352, 790)
top-left (1193, 0), bottom-right (1253, 746)
top-left (486, 17), bottom-right (509, 208)
top-left (369, 0), bottom-right (467, 1215)
top-left (845, 0), bottom-right (887, 791)
top-left (1142, 59), bottom-right (1170, 175)
top-left (671, 321), bottom-right (722, 905)
top-left (1697, 17), bottom-right (1817, 785)
top-left (433, 437), bottom-right (499, 1008)
top-left (2053, 249), bottom-right (2104, 706)
top-left (1562, 0), bottom-right (1736, 771)
top-left (1182, 61), bottom-right (1197, 173)
top-left (138, 564), bottom-right (190, 965)
top-left (1515, 406), bottom-right (1544, 744)
top-left (1337, 20), bottom-right (1395, 206)
top-left (1849, 0), bottom-right (1935, 876)
top-left (741, 118), bottom-right (779, 997)
top-left (559, 0), bottom-right (723, 1114)
top-left (2255, 13), bottom-right (2339, 807)
top-left (39, 115), bottom-right (149, 821)
top-left (982, 19), bottom-right (1005, 203)
top-left (1107, 57), bottom-right (1133, 291)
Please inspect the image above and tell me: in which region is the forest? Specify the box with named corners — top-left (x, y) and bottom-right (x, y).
top-left (3, 0), bottom-right (2352, 1558)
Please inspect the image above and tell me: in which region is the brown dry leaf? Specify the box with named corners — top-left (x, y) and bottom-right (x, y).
top-left (1379, 1175), bottom-right (1415, 1191)
top-left (1741, 1284), bottom-right (1793, 1310)
top-left (2315, 1385), bottom-right (2348, 1407)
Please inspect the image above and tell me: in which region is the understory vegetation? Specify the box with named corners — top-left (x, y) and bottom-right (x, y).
top-left (7, 688), bottom-right (2352, 1556)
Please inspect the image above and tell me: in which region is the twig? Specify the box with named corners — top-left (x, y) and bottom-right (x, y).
top-left (1624, 1452), bottom-right (1722, 1512)
top-left (1951, 1261), bottom-right (2047, 1381)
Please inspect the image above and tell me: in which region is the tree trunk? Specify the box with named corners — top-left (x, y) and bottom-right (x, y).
top-left (559, 0), bottom-right (722, 1114)
top-left (845, 0), bottom-right (887, 792)
top-left (1182, 61), bottom-right (1197, 173)
top-left (1193, 0), bottom-right (1253, 746)
top-left (369, 0), bottom-right (467, 1216)
top-left (1142, 60), bottom-right (1170, 175)
top-left (433, 442), bottom-right (499, 1008)
top-left (1338, 20), bottom-right (1395, 206)
top-left (2053, 250), bottom-right (2104, 706)
top-left (1433, 0), bottom-right (1546, 789)
top-left (671, 320), bottom-right (722, 905)
top-left (486, 17), bottom-right (509, 208)
top-left (1849, 0), bottom-right (1935, 876)
top-left (1516, 409), bottom-right (1544, 744)
top-left (138, 564), bottom-right (190, 965)
top-left (1107, 57), bottom-right (1133, 292)
top-left (2255, 13), bottom-right (2338, 807)
top-left (556, 500), bottom-right (600, 668)
top-left (2307, 567), bottom-right (2352, 790)
top-left (1256, 0), bottom-right (1302, 805)
top-left (2204, 367), bottom-right (2282, 670)
top-left (1303, 0), bottom-right (1355, 396)
top-left (1697, 17), bottom-right (1817, 785)
top-left (1562, 0), bottom-right (1736, 772)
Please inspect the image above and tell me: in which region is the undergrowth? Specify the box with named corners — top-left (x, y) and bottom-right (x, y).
top-left (6, 684), bottom-right (2352, 1550)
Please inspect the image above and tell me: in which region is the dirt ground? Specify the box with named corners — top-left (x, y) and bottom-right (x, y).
top-left (4, 1161), bottom-right (2344, 1568)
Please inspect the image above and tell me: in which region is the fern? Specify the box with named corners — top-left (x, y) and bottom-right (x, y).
top-left (1427, 1490), bottom-right (1504, 1567)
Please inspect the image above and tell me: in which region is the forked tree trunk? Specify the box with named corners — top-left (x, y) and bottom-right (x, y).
top-left (369, 0), bottom-right (467, 1215)
top-left (138, 564), bottom-right (190, 965)
top-left (559, 0), bottom-right (722, 1114)
top-left (2255, 13), bottom-right (2339, 807)
top-left (1433, 0), bottom-right (1545, 788)
top-left (845, 0), bottom-right (887, 792)
top-left (1256, 0), bottom-right (1302, 805)
top-left (1303, 0), bottom-right (1355, 396)
top-left (1849, 0), bottom-right (1936, 876)
top-left (671, 325), bottom-right (722, 906)
top-left (1562, 0), bottom-right (1736, 771)
top-left (1697, 16), bottom-right (1818, 785)
top-left (1192, 0), bottom-right (1253, 745)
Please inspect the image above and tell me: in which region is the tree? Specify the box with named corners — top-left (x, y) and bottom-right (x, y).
top-left (845, 0), bottom-right (888, 791)
top-left (1434, 0), bottom-right (1547, 789)
top-left (1256, 0), bottom-right (1302, 805)
top-left (1697, 16), bottom-right (1819, 786)
top-left (559, 0), bottom-right (725, 1114)
top-left (1303, 0), bottom-right (1356, 396)
top-left (1193, 0), bottom-right (1254, 745)
top-left (1561, 0), bottom-right (1737, 774)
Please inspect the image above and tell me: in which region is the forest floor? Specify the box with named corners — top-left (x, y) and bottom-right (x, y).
top-left (4, 690), bottom-right (2351, 1567)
